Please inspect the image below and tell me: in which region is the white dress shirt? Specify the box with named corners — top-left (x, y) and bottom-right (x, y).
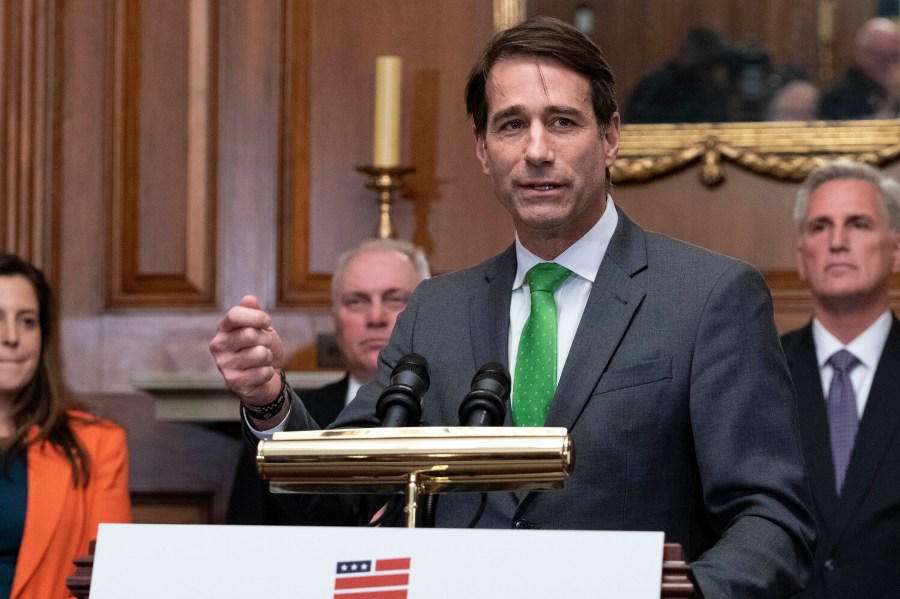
top-left (345, 376), bottom-right (362, 406)
top-left (812, 310), bottom-right (892, 418)
top-left (509, 196), bottom-right (618, 405)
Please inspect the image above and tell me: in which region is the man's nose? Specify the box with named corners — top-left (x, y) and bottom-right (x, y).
top-left (367, 300), bottom-right (388, 325)
top-left (524, 125), bottom-right (554, 164)
top-left (829, 225), bottom-right (849, 250)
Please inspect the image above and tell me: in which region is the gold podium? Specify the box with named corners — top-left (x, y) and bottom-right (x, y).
top-left (257, 426), bottom-right (573, 528)
top-left (254, 426), bottom-right (695, 595)
top-left (65, 427), bottom-right (694, 598)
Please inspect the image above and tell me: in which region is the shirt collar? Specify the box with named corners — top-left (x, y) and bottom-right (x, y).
top-left (812, 309), bottom-right (892, 370)
top-left (513, 195), bottom-right (618, 289)
top-left (346, 375), bottom-right (364, 406)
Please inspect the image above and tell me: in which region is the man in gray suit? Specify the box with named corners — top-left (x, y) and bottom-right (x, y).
top-left (781, 160), bottom-right (900, 598)
top-left (210, 16), bottom-right (815, 598)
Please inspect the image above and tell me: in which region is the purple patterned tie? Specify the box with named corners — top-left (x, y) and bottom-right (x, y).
top-left (827, 349), bottom-right (860, 496)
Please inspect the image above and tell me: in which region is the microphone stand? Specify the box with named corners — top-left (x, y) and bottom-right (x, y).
top-left (404, 472), bottom-right (421, 528)
top-left (421, 490), bottom-right (438, 528)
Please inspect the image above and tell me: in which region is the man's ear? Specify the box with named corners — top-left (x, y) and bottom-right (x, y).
top-left (475, 132), bottom-right (491, 175)
top-left (891, 231), bottom-right (900, 273)
top-left (796, 239), bottom-right (809, 282)
top-left (602, 112), bottom-right (621, 168)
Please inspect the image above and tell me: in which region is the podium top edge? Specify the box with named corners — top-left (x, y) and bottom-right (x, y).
top-left (271, 426), bottom-right (569, 442)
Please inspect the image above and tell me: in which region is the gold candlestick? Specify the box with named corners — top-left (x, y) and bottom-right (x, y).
top-left (356, 165), bottom-right (416, 239)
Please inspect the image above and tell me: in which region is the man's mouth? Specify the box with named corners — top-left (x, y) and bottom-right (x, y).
top-left (826, 263), bottom-right (855, 271)
top-left (521, 181), bottom-right (562, 192)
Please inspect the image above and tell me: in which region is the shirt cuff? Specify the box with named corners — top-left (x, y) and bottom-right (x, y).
top-left (242, 402), bottom-right (292, 440)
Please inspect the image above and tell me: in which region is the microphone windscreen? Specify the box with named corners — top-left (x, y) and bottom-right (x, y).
top-left (392, 353), bottom-right (430, 389)
top-left (471, 362), bottom-right (510, 399)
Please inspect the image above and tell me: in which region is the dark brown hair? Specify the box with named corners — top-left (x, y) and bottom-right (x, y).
top-left (0, 253), bottom-right (92, 487)
top-left (465, 15), bottom-right (618, 136)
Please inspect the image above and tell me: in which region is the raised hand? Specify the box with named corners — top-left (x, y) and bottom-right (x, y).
top-left (209, 295), bottom-right (284, 408)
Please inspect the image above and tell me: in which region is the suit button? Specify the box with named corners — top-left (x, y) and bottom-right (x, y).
top-left (513, 519), bottom-right (532, 529)
top-left (824, 558), bottom-right (836, 572)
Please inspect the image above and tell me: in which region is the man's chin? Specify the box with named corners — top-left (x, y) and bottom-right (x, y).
top-left (816, 286), bottom-right (884, 308)
top-left (363, 347), bottom-right (387, 364)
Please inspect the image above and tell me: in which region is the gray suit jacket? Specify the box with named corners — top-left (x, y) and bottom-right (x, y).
top-left (782, 318), bottom-right (900, 598)
top-left (280, 208), bottom-right (816, 598)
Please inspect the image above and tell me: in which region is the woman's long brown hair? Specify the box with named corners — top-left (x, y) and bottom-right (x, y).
top-left (1, 253), bottom-right (92, 487)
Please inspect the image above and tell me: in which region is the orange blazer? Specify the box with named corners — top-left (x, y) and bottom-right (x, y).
top-left (11, 411), bottom-right (131, 599)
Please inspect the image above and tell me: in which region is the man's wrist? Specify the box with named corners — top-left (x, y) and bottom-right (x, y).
top-left (241, 370), bottom-right (290, 421)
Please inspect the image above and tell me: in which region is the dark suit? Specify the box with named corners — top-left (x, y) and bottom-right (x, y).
top-left (273, 208), bottom-right (816, 597)
top-left (782, 317), bottom-right (900, 598)
top-left (227, 376), bottom-right (348, 525)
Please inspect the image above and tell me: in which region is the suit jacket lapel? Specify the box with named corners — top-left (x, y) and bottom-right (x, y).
top-left (319, 376), bottom-right (349, 425)
top-left (786, 324), bottom-right (841, 525)
top-left (470, 246), bottom-right (519, 510)
top-left (546, 208), bottom-right (646, 431)
top-left (470, 244), bottom-right (514, 395)
top-left (830, 316), bottom-right (900, 544)
top-left (14, 434), bottom-right (70, 595)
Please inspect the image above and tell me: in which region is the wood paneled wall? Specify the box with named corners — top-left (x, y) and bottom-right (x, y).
top-left (0, 0), bottom-right (896, 386)
top-left (106, 0), bottom-right (218, 307)
top-left (1, 0), bottom-right (59, 278)
top-left (1, 0), bottom-right (897, 391)
top-left (4, 0), bottom-right (900, 526)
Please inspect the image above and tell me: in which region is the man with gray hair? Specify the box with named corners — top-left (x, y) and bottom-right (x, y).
top-left (328, 238), bottom-right (431, 392)
top-left (782, 160), bottom-right (900, 598)
top-left (226, 237), bottom-right (429, 525)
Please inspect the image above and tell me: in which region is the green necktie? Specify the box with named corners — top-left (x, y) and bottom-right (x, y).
top-left (513, 262), bottom-right (572, 427)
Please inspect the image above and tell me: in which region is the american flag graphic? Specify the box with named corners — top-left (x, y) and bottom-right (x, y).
top-left (333, 557), bottom-right (411, 599)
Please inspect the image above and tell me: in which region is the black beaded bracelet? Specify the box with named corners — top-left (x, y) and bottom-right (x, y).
top-left (241, 370), bottom-right (289, 421)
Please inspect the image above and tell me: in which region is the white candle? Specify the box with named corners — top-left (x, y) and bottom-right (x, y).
top-left (373, 56), bottom-right (402, 167)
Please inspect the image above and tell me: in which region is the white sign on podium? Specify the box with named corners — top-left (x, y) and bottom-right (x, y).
top-left (89, 523), bottom-right (664, 598)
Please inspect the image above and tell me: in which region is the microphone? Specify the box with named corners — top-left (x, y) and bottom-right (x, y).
top-left (458, 362), bottom-right (511, 427)
top-left (376, 353), bottom-right (430, 427)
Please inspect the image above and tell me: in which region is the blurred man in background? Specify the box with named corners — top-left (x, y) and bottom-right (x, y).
top-left (820, 18), bottom-right (900, 119)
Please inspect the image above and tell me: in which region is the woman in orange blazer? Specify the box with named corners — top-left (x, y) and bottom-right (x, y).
top-left (0, 254), bottom-right (131, 599)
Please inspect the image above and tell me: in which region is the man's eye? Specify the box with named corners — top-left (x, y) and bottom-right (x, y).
top-left (343, 297), bottom-right (368, 310)
top-left (499, 120), bottom-right (523, 131)
top-left (384, 293), bottom-right (409, 309)
top-left (553, 117), bottom-right (574, 127)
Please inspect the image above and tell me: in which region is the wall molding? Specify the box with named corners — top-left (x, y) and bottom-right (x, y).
top-left (1, 0), bottom-right (60, 281)
top-left (277, 0), bottom-right (329, 308)
top-left (106, 0), bottom-right (218, 308)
